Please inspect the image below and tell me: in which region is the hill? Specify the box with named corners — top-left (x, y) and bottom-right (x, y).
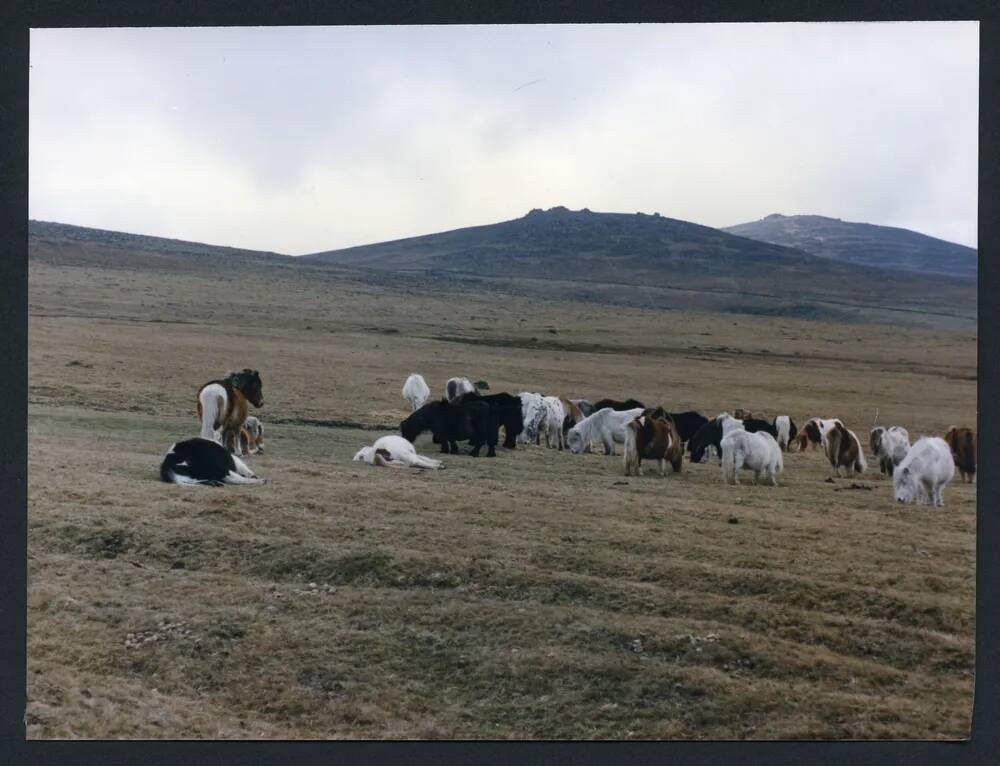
top-left (28, 220), bottom-right (291, 271)
top-left (302, 206), bottom-right (975, 326)
top-left (29, 212), bottom-right (977, 328)
top-left (723, 213), bottom-right (977, 278)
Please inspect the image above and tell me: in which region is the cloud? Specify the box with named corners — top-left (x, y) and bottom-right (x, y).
top-left (29, 22), bottom-right (978, 253)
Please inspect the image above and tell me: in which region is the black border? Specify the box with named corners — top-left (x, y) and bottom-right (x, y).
top-left (2, 2), bottom-right (997, 764)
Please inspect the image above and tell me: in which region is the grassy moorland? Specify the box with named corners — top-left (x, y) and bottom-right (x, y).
top-left (26, 245), bottom-right (976, 739)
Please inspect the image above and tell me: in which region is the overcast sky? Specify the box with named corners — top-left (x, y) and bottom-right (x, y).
top-left (29, 23), bottom-right (978, 254)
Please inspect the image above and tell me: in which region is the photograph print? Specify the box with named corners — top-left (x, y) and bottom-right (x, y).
top-left (26, 22), bottom-right (978, 739)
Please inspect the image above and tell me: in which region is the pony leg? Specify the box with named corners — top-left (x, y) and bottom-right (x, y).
top-left (226, 455), bottom-right (264, 485)
top-left (658, 458), bottom-right (665, 476)
top-left (230, 454), bottom-right (257, 478)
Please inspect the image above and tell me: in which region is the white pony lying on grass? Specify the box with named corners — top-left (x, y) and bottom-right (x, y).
top-left (720, 430), bottom-right (783, 486)
top-left (353, 435), bottom-right (445, 469)
top-left (566, 407), bottom-right (644, 456)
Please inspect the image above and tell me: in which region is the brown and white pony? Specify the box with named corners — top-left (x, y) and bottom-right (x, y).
top-left (239, 416), bottom-right (265, 455)
top-left (824, 421), bottom-right (867, 478)
top-left (623, 411), bottom-right (683, 476)
top-left (944, 426), bottom-right (976, 482)
top-left (197, 369), bottom-right (264, 456)
top-left (791, 417), bottom-right (839, 452)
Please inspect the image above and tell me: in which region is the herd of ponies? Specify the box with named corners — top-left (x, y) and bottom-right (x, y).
top-left (159, 370), bottom-right (977, 508)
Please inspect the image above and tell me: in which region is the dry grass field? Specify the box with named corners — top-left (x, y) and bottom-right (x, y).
top-left (26, 252), bottom-right (977, 739)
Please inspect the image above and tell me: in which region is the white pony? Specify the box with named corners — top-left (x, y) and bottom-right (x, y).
top-left (720, 430), bottom-right (783, 486)
top-left (870, 425), bottom-right (911, 477)
top-left (773, 415), bottom-right (793, 450)
top-left (540, 396), bottom-right (566, 449)
top-left (445, 377), bottom-right (476, 402)
top-left (402, 373), bottom-right (431, 412)
top-left (517, 392), bottom-right (547, 444)
top-left (353, 435), bottom-right (444, 469)
top-left (717, 413), bottom-right (746, 436)
top-left (893, 437), bottom-right (955, 507)
top-left (566, 407), bottom-right (644, 456)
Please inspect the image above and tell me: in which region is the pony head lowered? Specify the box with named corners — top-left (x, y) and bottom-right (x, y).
top-left (893, 464), bottom-right (922, 504)
top-left (227, 368), bottom-right (264, 407)
top-left (400, 399), bottom-right (446, 444)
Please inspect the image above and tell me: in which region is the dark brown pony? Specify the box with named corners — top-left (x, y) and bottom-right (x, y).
top-left (944, 426), bottom-right (976, 482)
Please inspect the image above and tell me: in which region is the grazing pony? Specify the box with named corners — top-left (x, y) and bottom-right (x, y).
top-left (742, 417), bottom-right (778, 438)
top-left (592, 398), bottom-right (646, 412)
top-left (662, 411), bottom-right (709, 444)
top-left (688, 413), bottom-right (744, 463)
top-left (870, 426), bottom-right (910, 476)
top-left (353, 435), bottom-right (444, 469)
top-left (894, 437), bottom-right (955, 507)
top-left (623, 414), bottom-right (683, 476)
top-left (790, 417), bottom-right (840, 452)
top-left (160, 437), bottom-right (265, 486)
top-left (773, 416), bottom-right (798, 451)
top-left (540, 396), bottom-right (567, 449)
top-left (402, 373), bottom-right (431, 412)
top-left (560, 397), bottom-right (587, 443)
top-left (823, 421), bottom-right (867, 478)
top-left (239, 416), bottom-right (265, 455)
top-left (720, 430), bottom-right (783, 486)
top-left (566, 407), bottom-right (644, 455)
top-left (445, 377), bottom-right (476, 402)
top-left (465, 392), bottom-right (523, 448)
top-left (517, 392), bottom-right (547, 444)
top-left (944, 426), bottom-right (976, 482)
top-left (197, 369), bottom-right (264, 456)
top-left (400, 397), bottom-right (498, 457)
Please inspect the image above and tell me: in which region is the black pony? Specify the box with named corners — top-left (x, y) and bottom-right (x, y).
top-left (688, 418), bottom-right (726, 463)
top-left (644, 408), bottom-right (708, 444)
top-left (742, 417), bottom-right (779, 438)
top-left (592, 398), bottom-right (645, 412)
top-left (689, 414), bottom-right (779, 462)
top-left (400, 397), bottom-right (498, 457)
top-left (456, 391), bottom-right (523, 449)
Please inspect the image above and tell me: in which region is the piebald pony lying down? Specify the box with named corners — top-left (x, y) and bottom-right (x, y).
top-left (353, 435), bottom-right (444, 469)
top-left (566, 407), bottom-right (644, 456)
top-left (160, 437), bottom-right (265, 486)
